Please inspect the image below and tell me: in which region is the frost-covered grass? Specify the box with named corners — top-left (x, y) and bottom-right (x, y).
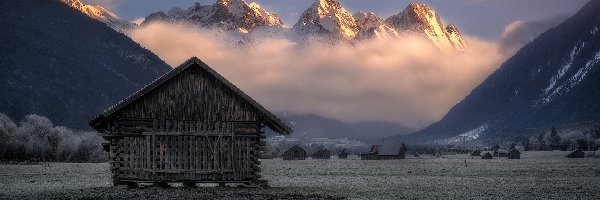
top-left (264, 152), bottom-right (600, 199)
top-left (1, 152), bottom-right (599, 199)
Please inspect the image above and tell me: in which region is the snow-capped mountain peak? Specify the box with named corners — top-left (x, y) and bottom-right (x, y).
top-left (143, 0), bottom-right (283, 33)
top-left (60, 0), bottom-right (133, 33)
top-left (386, 2), bottom-right (467, 51)
top-left (292, 1), bottom-right (466, 50)
top-left (293, 0), bottom-right (359, 40)
top-left (61, 0), bottom-right (119, 21)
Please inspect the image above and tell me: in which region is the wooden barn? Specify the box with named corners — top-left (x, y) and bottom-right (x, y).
top-left (508, 149), bottom-right (521, 159)
top-left (481, 152), bottom-right (493, 159)
top-left (338, 150), bottom-right (348, 159)
top-left (311, 149), bottom-right (331, 159)
top-left (360, 145), bottom-right (381, 160)
top-left (376, 143), bottom-right (407, 160)
top-left (282, 145), bottom-right (307, 160)
top-left (89, 57), bottom-right (292, 187)
top-left (566, 149), bottom-right (585, 158)
top-left (470, 150), bottom-right (481, 157)
top-left (361, 143), bottom-right (407, 160)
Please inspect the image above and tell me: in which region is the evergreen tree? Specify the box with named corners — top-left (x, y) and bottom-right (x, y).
top-left (550, 126), bottom-right (561, 149)
top-left (537, 132), bottom-right (546, 150)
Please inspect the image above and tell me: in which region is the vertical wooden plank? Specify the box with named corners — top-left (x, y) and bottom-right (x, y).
top-left (151, 129), bottom-right (156, 180)
top-left (145, 135), bottom-right (150, 180)
top-left (231, 126), bottom-right (236, 180)
top-left (183, 135), bottom-right (188, 180)
top-left (189, 135), bottom-right (193, 180)
top-left (192, 135), bottom-right (196, 181)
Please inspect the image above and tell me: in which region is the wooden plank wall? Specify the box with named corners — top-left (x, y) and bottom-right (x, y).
top-left (114, 135), bottom-right (257, 182)
top-left (109, 120), bottom-right (262, 183)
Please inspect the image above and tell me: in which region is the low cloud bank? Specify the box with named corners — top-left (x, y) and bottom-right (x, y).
top-left (499, 14), bottom-right (569, 54)
top-left (129, 22), bottom-right (511, 129)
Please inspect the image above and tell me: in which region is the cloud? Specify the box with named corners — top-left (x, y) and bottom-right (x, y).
top-left (128, 22), bottom-right (509, 129)
top-left (499, 14), bottom-right (569, 54)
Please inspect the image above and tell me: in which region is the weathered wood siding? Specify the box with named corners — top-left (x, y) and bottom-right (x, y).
top-left (111, 133), bottom-right (259, 183)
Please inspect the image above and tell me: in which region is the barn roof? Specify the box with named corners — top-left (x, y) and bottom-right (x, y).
top-left (378, 144), bottom-right (402, 156)
top-left (281, 145), bottom-right (306, 156)
top-left (89, 57), bottom-right (292, 134)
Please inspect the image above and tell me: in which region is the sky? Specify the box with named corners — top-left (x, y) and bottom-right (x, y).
top-left (84, 0), bottom-right (587, 40)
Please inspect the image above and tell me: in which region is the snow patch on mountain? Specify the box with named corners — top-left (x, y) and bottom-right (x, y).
top-left (543, 42), bottom-right (583, 94)
top-left (438, 124), bottom-right (488, 144)
top-left (568, 50), bottom-right (600, 88)
top-left (539, 42), bottom-right (585, 105)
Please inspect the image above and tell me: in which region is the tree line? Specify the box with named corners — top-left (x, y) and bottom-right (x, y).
top-left (515, 126), bottom-right (600, 151)
top-left (0, 113), bottom-right (106, 162)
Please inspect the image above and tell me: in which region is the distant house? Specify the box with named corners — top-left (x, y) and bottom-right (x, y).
top-left (282, 145), bottom-right (307, 160)
top-left (338, 150), bottom-right (349, 159)
top-left (481, 152), bottom-right (493, 159)
top-left (377, 143), bottom-right (407, 160)
top-left (413, 152), bottom-right (420, 157)
top-left (311, 149), bottom-right (331, 159)
top-left (471, 150), bottom-right (481, 157)
top-left (508, 149), bottom-right (521, 159)
top-left (360, 145), bottom-right (381, 160)
top-left (566, 149), bottom-right (585, 158)
top-left (494, 150), bottom-right (508, 157)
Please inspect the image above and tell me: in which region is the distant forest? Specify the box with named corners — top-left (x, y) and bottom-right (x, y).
top-left (0, 113), bottom-right (105, 163)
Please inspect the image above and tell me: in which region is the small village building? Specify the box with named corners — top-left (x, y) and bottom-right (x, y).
top-left (481, 152), bottom-right (493, 159)
top-left (338, 150), bottom-right (349, 159)
top-left (377, 143), bottom-right (407, 160)
top-left (566, 149), bottom-right (585, 158)
top-left (360, 145), bottom-right (381, 160)
top-left (413, 152), bottom-right (420, 157)
top-left (508, 149), bottom-right (521, 159)
top-left (471, 150), bottom-right (481, 157)
top-left (89, 57), bottom-right (291, 187)
top-left (311, 149), bottom-right (331, 159)
top-left (282, 145), bottom-right (307, 160)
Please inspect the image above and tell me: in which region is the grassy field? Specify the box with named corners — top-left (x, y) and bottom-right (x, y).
top-left (1, 151), bottom-right (599, 199)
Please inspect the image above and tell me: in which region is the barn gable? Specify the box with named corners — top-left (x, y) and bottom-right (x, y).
top-left (90, 57), bottom-right (291, 135)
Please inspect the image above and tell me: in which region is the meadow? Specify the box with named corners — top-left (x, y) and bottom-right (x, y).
top-left (1, 151), bottom-right (599, 199)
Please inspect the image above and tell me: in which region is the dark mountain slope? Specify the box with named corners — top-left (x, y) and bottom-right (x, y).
top-left (403, 0), bottom-right (600, 142)
top-left (0, 0), bottom-right (171, 129)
